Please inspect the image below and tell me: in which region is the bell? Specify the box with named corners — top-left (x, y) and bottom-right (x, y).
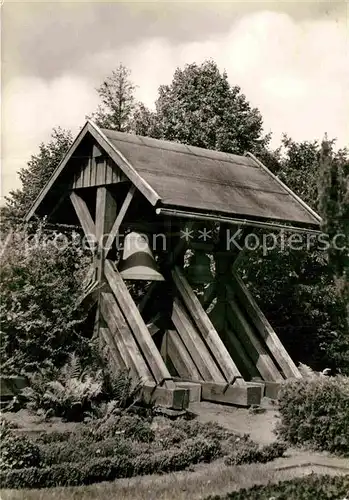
top-left (186, 252), bottom-right (213, 284)
top-left (118, 232), bottom-right (164, 281)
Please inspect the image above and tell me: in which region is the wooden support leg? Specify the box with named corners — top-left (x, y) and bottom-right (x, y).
top-left (226, 285), bottom-right (283, 382)
top-left (166, 329), bottom-right (202, 381)
top-left (100, 292), bottom-right (154, 383)
top-left (99, 327), bottom-right (126, 373)
top-left (231, 272), bottom-right (302, 379)
top-left (104, 259), bottom-right (175, 388)
top-left (172, 298), bottom-right (225, 382)
top-left (172, 267), bottom-right (243, 384)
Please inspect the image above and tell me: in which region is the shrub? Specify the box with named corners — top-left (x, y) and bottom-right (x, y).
top-left (206, 474), bottom-right (349, 499)
top-left (40, 436), bottom-right (134, 466)
top-left (0, 432), bottom-right (41, 470)
top-left (225, 441), bottom-right (286, 466)
top-left (172, 419), bottom-right (233, 441)
top-left (85, 414), bottom-right (155, 442)
top-left (0, 226), bottom-right (90, 375)
top-left (277, 376), bottom-right (349, 455)
top-left (0, 415), bottom-right (18, 440)
top-left (0, 437), bottom-right (219, 488)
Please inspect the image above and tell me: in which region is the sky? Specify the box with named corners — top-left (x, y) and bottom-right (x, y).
top-left (1, 0), bottom-right (348, 202)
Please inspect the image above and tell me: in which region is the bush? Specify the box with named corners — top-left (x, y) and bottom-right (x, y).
top-left (225, 441), bottom-right (286, 466)
top-left (0, 225), bottom-right (90, 375)
top-left (277, 376), bottom-right (349, 455)
top-left (0, 437), bottom-right (219, 488)
top-left (40, 436), bottom-right (134, 466)
top-left (206, 474), bottom-right (349, 499)
top-left (172, 419), bottom-right (233, 441)
top-left (85, 414), bottom-right (155, 442)
top-left (0, 432), bottom-right (41, 470)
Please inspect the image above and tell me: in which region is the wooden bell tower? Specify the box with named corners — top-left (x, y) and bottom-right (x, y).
top-left (26, 120), bottom-right (322, 410)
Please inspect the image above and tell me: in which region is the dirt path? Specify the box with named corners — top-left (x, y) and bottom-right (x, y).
top-left (189, 401), bottom-right (279, 444)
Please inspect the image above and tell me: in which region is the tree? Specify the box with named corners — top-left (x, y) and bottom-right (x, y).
top-left (89, 64), bottom-right (136, 132)
top-left (132, 60), bottom-right (270, 154)
top-left (3, 128), bottom-right (73, 225)
top-left (318, 140), bottom-right (349, 329)
top-left (241, 137), bottom-right (349, 372)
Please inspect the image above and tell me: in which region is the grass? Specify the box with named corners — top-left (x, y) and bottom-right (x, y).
top-left (2, 459), bottom-right (347, 500)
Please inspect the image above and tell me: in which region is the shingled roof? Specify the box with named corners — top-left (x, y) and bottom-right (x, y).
top-left (26, 121), bottom-right (321, 228)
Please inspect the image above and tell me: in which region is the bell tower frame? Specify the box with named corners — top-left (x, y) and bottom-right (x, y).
top-left (25, 121), bottom-right (320, 410)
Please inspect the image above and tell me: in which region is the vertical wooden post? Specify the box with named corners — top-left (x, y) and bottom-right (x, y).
top-left (94, 187), bottom-right (117, 339)
top-left (95, 187), bottom-right (117, 282)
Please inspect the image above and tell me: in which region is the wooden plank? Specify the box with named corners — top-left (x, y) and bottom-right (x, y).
top-left (90, 158), bottom-right (97, 186)
top-left (93, 144), bottom-right (103, 158)
top-left (224, 327), bottom-right (260, 380)
top-left (88, 121), bottom-right (160, 206)
top-left (100, 292), bottom-right (153, 383)
top-left (85, 158), bottom-right (93, 187)
top-left (174, 381), bottom-right (201, 403)
top-left (99, 326), bottom-right (125, 372)
top-left (70, 191), bottom-right (95, 245)
top-left (201, 381), bottom-right (263, 407)
top-left (172, 298), bottom-right (225, 382)
top-left (105, 158), bottom-right (114, 184)
top-left (141, 384), bottom-right (189, 410)
top-left (166, 329), bottom-right (202, 381)
top-left (75, 166), bottom-right (83, 188)
top-left (96, 158), bottom-right (106, 186)
top-left (172, 267), bottom-right (242, 384)
top-left (231, 272), bottom-right (302, 379)
top-left (104, 260), bottom-right (175, 388)
top-left (208, 302), bottom-right (259, 381)
top-left (226, 287), bottom-right (283, 382)
top-left (104, 185), bottom-right (136, 254)
top-left (95, 187), bottom-right (118, 281)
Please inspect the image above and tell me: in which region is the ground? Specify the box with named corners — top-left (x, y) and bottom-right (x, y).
top-left (1, 403), bottom-right (349, 500)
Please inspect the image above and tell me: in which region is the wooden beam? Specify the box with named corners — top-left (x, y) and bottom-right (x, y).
top-left (172, 267), bottom-right (243, 384)
top-left (88, 121), bottom-right (160, 206)
top-left (99, 326), bottom-right (126, 373)
top-left (104, 185), bottom-right (136, 255)
top-left (141, 384), bottom-right (189, 410)
top-left (226, 286), bottom-right (283, 382)
top-left (201, 381), bottom-right (263, 407)
top-left (100, 291), bottom-right (153, 383)
top-left (172, 298), bottom-right (225, 382)
top-left (231, 272), bottom-right (302, 379)
top-left (223, 326), bottom-right (260, 381)
top-left (166, 329), bottom-right (202, 381)
top-left (104, 259), bottom-right (175, 388)
top-left (95, 187), bottom-right (118, 281)
top-left (70, 191), bottom-right (96, 248)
